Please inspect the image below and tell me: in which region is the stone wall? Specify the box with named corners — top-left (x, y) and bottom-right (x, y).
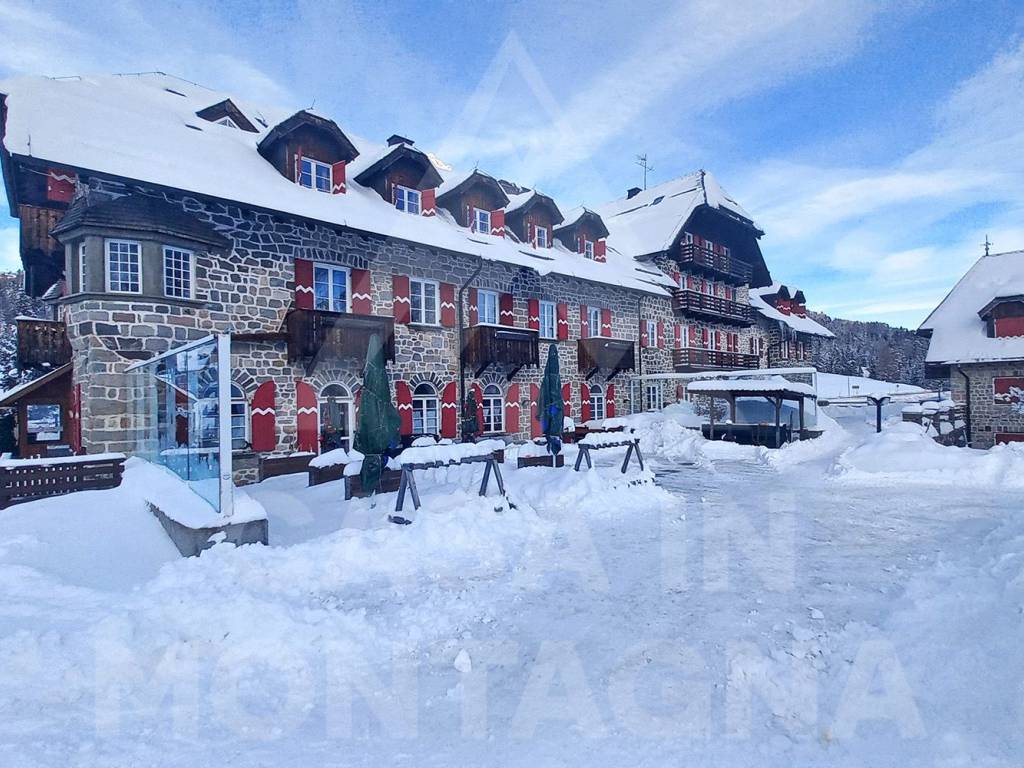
top-left (949, 361), bottom-right (1024, 448)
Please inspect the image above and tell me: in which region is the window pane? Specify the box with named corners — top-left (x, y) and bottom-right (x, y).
top-left (314, 266), bottom-right (330, 310)
top-left (108, 241), bottom-right (140, 293)
top-left (332, 268), bottom-right (347, 312)
top-left (299, 158), bottom-right (313, 188)
top-left (423, 281), bottom-right (437, 324)
top-left (315, 163), bottom-right (331, 192)
top-left (163, 247), bottom-right (192, 299)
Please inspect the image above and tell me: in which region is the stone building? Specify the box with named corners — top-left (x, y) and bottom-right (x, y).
top-left (749, 284), bottom-right (834, 368)
top-left (0, 72), bottom-right (813, 477)
top-left (920, 249), bottom-right (1024, 448)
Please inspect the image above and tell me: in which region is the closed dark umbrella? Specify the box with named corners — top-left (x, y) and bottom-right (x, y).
top-left (538, 343), bottom-right (564, 455)
top-left (353, 333), bottom-right (401, 494)
top-left (461, 390), bottom-right (481, 442)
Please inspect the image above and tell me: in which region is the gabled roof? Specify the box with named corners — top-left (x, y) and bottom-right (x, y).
top-left (51, 193), bottom-right (231, 248)
top-left (504, 189), bottom-right (563, 224)
top-left (749, 284), bottom-right (834, 338)
top-left (352, 142), bottom-right (443, 190)
top-left (435, 169), bottom-right (509, 208)
top-left (554, 207), bottom-right (609, 240)
top-left (921, 250), bottom-right (1024, 364)
top-left (195, 99), bottom-right (258, 132)
top-left (978, 294), bottom-right (1024, 319)
top-left (0, 363), bottom-right (71, 407)
top-left (257, 110), bottom-right (359, 163)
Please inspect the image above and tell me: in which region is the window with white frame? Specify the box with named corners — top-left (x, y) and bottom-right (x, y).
top-left (645, 318), bottom-right (657, 346)
top-left (412, 383), bottom-right (439, 434)
top-left (478, 289), bottom-right (499, 324)
top-left (298, 157), bottom-right (332, 193)
top-left (106, 239), bottom-right (141, 293)
top-left (704, 238), bottom-right (715, 253)
top-left (199, 381), bottom-right (249, 450)
top-left (583, 239), bottom-right (594, 259)
top-left (589, 306), bottom-right (602, 337)
top-left (722, 245), bottom-right (731, 258)
top-left (589, 384), bottom-right (606, 421)
top-left (679, 325), bottom-right (689, 348)
top-left (313, 263), bottom-right (349, 312)
top-left (78, 242), bottom-right (87, 293)
top-left (320, 383), bottom-right (354, 452)
top-left (684, 232), bottom-right (694, 246)
top-left (539, 300), bottom-right (556, 339)
top-left (410, 278), bottom-right (439, 324)
top-left (645, 383), bottom-right (664, 412)
top-left (481, 384), bottom-right (504, 433)
top-left (474, 207), bottom-right (491, 234)
top-left (395, 185), bottom-right (421, 215)
top-left (217, 116), bottom-right (239, 129)
top-left (534, 224), bottom-right (548, 248)
top-left (163, 246), bottom-right (194, 299)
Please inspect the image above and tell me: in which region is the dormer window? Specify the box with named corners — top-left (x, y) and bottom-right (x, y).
top-left (395, 185), bottom-right (421, 215)
top-left (535, 226), bottom-right (548, 248)
top-left (216, 116), bottom-right (239, 129)
top-left (474, 208), bottom-right (491, 234)
top-left (583, 239), bottom-right (594, 259)
top-left (298, 157), bottom-right (332, 193)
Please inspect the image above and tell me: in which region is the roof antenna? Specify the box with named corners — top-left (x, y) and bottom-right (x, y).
top-left (635, 153), bottom-right (653, 190)
top-left (982, 234), bottom-right (992, 256)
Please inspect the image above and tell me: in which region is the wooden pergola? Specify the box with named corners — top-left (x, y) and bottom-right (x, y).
top-left (687, 377), bottom-right (817, 448)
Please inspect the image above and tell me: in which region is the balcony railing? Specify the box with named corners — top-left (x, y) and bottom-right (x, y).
top-left (677, 242), bottom-right (752, 284)
top-left (16, 318), bottom-right (71, 368)
top-left (286, 309), bottom-right (395, 374)
top-left (673, 347), bottom-right (759, 372)
top-left (578, 337), bottom-right (636, 380)
top-left (463, 324), bottom-right (539, 378)
top-left (672, 288), bottom-right (753, 326)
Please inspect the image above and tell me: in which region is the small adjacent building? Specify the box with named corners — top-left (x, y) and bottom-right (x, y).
top-left (749, 284), bottom-right (834, 367)
top-left (919, 249), bottom-right (1024, 447)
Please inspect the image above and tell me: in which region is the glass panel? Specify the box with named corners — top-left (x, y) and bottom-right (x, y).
top-left (332, 268), bottom-right (347, 312)
top-left (314, 266), bottom-right (330, 310)
top-left (26, 403), bottom-right (62, 442)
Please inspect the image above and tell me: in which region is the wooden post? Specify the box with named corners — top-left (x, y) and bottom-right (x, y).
top-left (799, 396), bottom-right (806, 438)
top-left (727, 394), bottom-right (736, 424)
top-left (875, 398), bottom-right (884, 433)
top-left (774, 396), bottom-right (782, 448)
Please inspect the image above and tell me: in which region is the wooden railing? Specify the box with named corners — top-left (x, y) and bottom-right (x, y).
top-left (672, 347), bottom-right (759, 372)
top-left (0, 454), bottom-right (126, 509)
top-left (677, 242), bottom-right (752, 284)
top-left (578, 337), bottom-right (636, 379)
top-left (672, 289), bottom-right (753, 325)
top-left (463, 324), bottom-right (539, 377)
top-left (286, 309), bottom-right (395, 373)
top-left (16, 318), bottom-right (71, 368)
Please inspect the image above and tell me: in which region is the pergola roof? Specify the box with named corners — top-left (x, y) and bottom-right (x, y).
top-left (686, 375), bottom-right (815, 401)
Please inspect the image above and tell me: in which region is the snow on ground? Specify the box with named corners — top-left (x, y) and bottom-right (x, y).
top-left (815, 372), bottom-right (927, 399)
top-left (1, 413), bottom-right (1022, 766)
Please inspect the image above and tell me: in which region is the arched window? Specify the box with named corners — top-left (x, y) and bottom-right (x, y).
top-left (320, 383), bottom-right (354, 452)
top-left (196, 381), bottom-right (249, 450)
top-left (481, 383), bottom-right (504, 433)
top-left (412, 383), bottom-right (439, 435)
top-left (590, 383), bottom-right (606, 421)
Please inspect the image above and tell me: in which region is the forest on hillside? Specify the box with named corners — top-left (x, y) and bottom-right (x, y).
top-left (809, 311), bottom-right (932, 386)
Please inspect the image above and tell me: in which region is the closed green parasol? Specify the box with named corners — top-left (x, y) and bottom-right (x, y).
top-left (538, 343), bottom-right (564, 454)
top-left (353, 333), bottom-right (401, 493)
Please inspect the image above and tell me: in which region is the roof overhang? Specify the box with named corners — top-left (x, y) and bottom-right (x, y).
top-left (0, 363), bottom-right (72, 407)
top-left (978, 294), bottom-right (1024, 319)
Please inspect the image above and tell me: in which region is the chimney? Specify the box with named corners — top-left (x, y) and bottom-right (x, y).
top-left (627, 187), bottom-right (641, 199)
top-left (387, 134), bottom-right (413, 147)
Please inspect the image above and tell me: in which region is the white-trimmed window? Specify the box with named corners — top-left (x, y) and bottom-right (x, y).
top-left (539, 300), bottom-right (556, 339)
top-left (412, 383), bottom-right (439, 434)
top-left (163, 246), bottom-right (194, 299)
top-left (583, 239), bottom-right (594, 259)
top-left (704, 238), bottom-right (715, 253)
top-left (106, 239), bottom-right (141, 293)
top-left (679, 325), bottom-right (689, 348)
top-left (313, 263), bottom-right (349, 312)
top-left (78, 242), bottom-right (87, 293)
top-left (217, 116), bottom-right (239, 129)
top-left (589, 384), bottom-right (606, 421)
top-left (683, 232), bottom-right (694, 246)
top-left (320, 383), bottom-right (354, 452)
top-left (298, 157), bottom-right (332, 193)
top-left (722, 245), bottom-right (731, 258)
top-left (589, 306), bottom-right (602, 338)
top-left (534, 225), bottom-right (548, 248)
top-left (410, 278), bottom-right (439, 325)
top-left (395, 185), bottom-right (421, 215)
top-left (645, 383), bottom-right (664, 412)
top-left (230, 383), bottom-right (249, 450)
top-left (474, 208), bottom-right (491, 234)
top-left (482, 384), bottom-right (504, 433)
top-left (645, 318), bottom-right (657, 346)
top-left (478, 289), bottom-right (499, 324)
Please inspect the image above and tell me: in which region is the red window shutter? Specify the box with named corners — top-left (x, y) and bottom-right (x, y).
top-left (671, 269), bottom-right (681, 286)
top-left (351, 268), bottom-right (372, 314)
top-left (46, 168), bottom-right (76, 203)
top-left (500, 293), bottom-right (515, 326)
top-left (686, 275), bottom-right (695, 290)
top-left (657, 321), bottom-right (666, 348)
top-left (527, 298), bottom-right (540, 331)
top-left (528, 222), bottom-right (535, 245)
top-left (295, 381), bottom-right (319, 453)
top-left (293, 149), bottom-right (303, 182)
top-left (490, 209), bottom-right (505, 237)
top-left (580, 382), bottom-right (591, 422)
top-left (594, 239), bottom-right (607, 263)
top-left (395, 380), bottom-right (413, 435)
top-left (530, 383), bottom-right (542, 438)
top-left (606, 384), bottom-right (616, 417)
top-left (556, 303), bottom-right (569, 340)
top-left (69, 383), bottom-right (82, 454)
top-left (580, 304), bottom-right (590, 337)
top-left (561, 383), bottom-right (572, 417)
top-left (440, 381), bottom-right (458, 438)
top-left (251, 381), bottom-right (277, 452)
top-left (505, 383), bottom-right (520, 434)
top-left (440, 282), bottom-right (457, 327)
top-left (421, 188), bottom-right (436, 217)
top-left (690, 325), bottom-right (698, 348)
top-left (675, 323), bottom-right (683, 350)
top-left (468, 287), bottom-right (479, 325)
top-left (601, 308), bottom-right (612, 338)
top-left (715, 330), bottom-right (722, 349)
top-left (392, 275), bottom-right (410, 323)
top-left (295, 258), bottom-right (314, 309)
top-left (331, 161), bottom-right (347, 194)
top-left (640, 318), bottom-right (649, 348)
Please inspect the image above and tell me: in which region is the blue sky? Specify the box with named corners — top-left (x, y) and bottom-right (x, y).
top-left (1, 0), bottom-right (1023, 328)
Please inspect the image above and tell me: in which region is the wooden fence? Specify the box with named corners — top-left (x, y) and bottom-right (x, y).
top-left (0, 454), bottom-right (126, 509)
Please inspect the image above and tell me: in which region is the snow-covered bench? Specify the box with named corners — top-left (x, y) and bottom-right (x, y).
top-left (391, 439), bottom-right (507, 518)
top-left (573, 430), bottom-right (644, 474)
top-left (0, 453), bottom-right (127, 508)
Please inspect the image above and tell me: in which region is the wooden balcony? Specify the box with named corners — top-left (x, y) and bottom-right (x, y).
top-left (578, 337), bottom-right (636, 380)
top-left (285, 309), bottom-right (395, 374)
top-left (677, 242), bottom-right (752, 284)
top-left (16, 318), bottom-right (71, 368)
top-left (672, 288), bottom-right (753, 326)
top-left (673, 347), bottom-right (759, 373)
top-left (463, 324), bottom-right (539, 378)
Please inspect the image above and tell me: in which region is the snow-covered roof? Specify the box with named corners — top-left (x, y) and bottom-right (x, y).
top-left (0, 73), bottom-right (673, 296)
top-left (686, 375), bottom-right (816, 397)
top-left (0, 363), bottom-right (72, 407)
top-left (920, 250), bottom-right (1024, 364)
top-left (749, 284), bottom-right (834, 338)
top-left (597, 171), bottom-right (761, 258)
